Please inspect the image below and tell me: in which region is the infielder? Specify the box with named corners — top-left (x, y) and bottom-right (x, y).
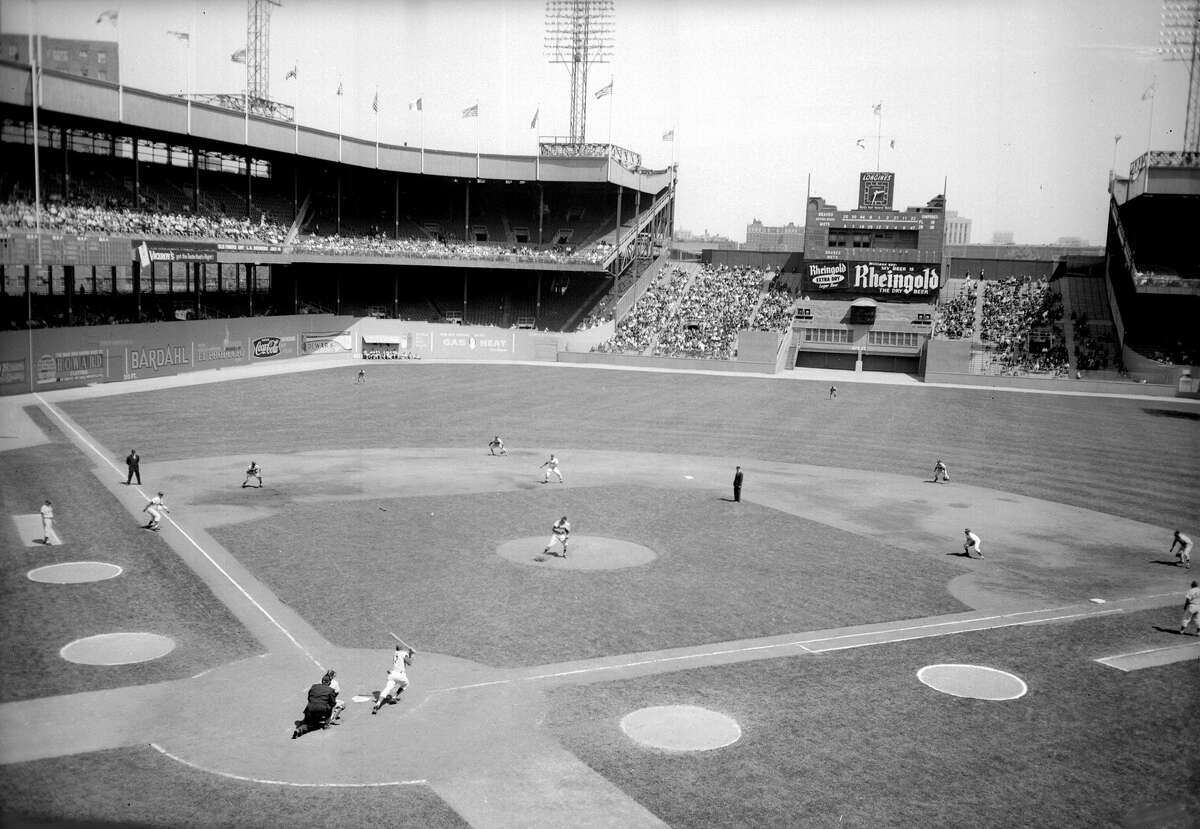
top-left (540, 453), bottom-right (564, 484)
top-left (489, 436), bottom-right (508, 456)
top-left (543, 515), bottom-right (571, 558)
top-left (1181, 581), bottom-right (1200, 636)
top-left (39, 500), bottom-right (54, 544)
top-left (1170, 530), bottom-right (1192, 569)
top-left (963, 528), bottom-right (983, 559)
top-left (326, 669), bottom-right (347, 722)
top-left (372, 644), bottom-right (414, 714)
top-left (143, 492), bottom-right (169, 531)
top-left (356, 368), bottom-right (366, 384)
top-left (932, 459), bottom-right (950, 483)
top-left (242, 460), bottom-right (263, 488)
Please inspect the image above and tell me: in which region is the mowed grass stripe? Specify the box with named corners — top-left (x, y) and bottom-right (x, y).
top-left (58, 365), bottom-right (1199, 529)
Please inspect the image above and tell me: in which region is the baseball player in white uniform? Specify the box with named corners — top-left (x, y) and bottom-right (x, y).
top-left (1181, 581), bottom-right (1200, 636)
top-left (39, 500), bottom-right (54, 544)
top-left (540, 453), bottom-right (564, 484)
top-left (488, 436), bottom-right (507, 456)
top-left (242, 460), bottom-right (263, 488)
top-left (372, 644), bottom-right (414, 714)
top-left (143, 492), bottom-right (169, 531)
top-left (963, 528), bottom-right (982, 559)
top-left (543, 516), bottom-right (571, 558)
top-left (932, 459), bottom-right (950, 483)
top-left (1170, 530), bottom-right (1192, 569)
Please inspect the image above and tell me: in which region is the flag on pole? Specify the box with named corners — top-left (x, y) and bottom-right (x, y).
top-left (96, 9), bottom-right (118, 24)
top-left (1141, 81), bottom-right (1155, 101)
top-left (231, 48), bottom-right (248, 64)
top-left (530, 107), bottom-right (539, 129)
top-left (409, 97), bottom-right (422, 111)
top-left (872, 102), bottom-right (882, 115)
top-left (337, 81), bottom-right (343, 97)
top-left (285, 64), bottom-right (297, 80)
top-left (662, 130), bottom-right (674, 141)
top-left (890, 139), bottom-right (895, 149)
top-left (372, 89), bottom-right (379, 112)
top-left (595, 80), bottom-right (613, 99)
top-left (856, 138), bottom-right (865, 149)
top-left (167, 30), bottom-right (190, 42)
top-left (462, 103), bottom-right (478, 118)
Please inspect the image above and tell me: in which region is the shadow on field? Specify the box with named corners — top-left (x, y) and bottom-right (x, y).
top-left (1150, 625), bottom-right (1195, 637)
top-left (1149, 559), bottom-right (1187, 567)
top-left (1142, 407), bottom-right (1200, 421)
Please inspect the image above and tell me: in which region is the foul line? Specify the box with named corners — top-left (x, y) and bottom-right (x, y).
top-left (150, 744), bottom-right (427, 788)
top-left (35, 395), bottom-right (322, 669)
top-left (430, 604), bottom-right (1132, 694)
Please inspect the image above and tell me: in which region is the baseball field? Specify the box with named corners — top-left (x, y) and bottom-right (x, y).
top-left (1, 359), bottom-right (1197, 829)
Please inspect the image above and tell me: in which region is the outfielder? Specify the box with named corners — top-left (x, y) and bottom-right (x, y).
top-left (932, 459), bottom-right (950, 483)
top-left (543, 515), bottom-right (571, 558)
top-left (242, 460), bottom-right (263, 488)
top-left (963, 528), bottom-right (982, 559)
top-left (1170, 530), bottom-right (1192, 569)
top-left (540, 453), bottom-right (564, 484)
top-left (372, 644), bottom-right (415, 714)
top-left (489, 436), bottom-right (508, 456)
top-left (143, 492), bottom-right (169, 531)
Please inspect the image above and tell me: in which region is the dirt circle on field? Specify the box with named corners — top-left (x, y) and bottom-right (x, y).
top-left (28, 561), bottom-right (124, 584)
top-left (497, 536), bottom-right (657, 570)
top-left (60, 633), bottom-right (176, 665)
top-left (620, 705), bottom-right (742, 751)
top-left (917, 664), bottom-right (1028, 700)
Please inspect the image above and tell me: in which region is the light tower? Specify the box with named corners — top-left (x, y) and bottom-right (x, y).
top-left (246, 0), bottom-right (282, 117)
top-left (1160, 0), bottom-right (1200, 152)
top-left (544, 0), bottom-right (614, 144)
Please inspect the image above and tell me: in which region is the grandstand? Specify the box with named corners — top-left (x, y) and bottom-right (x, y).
top-left (0, 58), bottom-right (674, 342)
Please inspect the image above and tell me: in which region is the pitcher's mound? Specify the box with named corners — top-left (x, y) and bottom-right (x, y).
top-left (60, 632), bottom-right (176, 665)
top-left (497, 536), bottom-right (657, 570)
top-left (621, 705), bottom-right (742, 751)
top-left (917, 664), bottom-right (1028, 700)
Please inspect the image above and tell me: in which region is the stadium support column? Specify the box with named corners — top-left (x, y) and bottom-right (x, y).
top-left (248, 264), bottom-right (255, 317)
top-left (538, 184), bottom-right (544, 244)
top-left (462, 272), bottom-right (468, 321)
top-left (193, 147), bottom-right (200, 214)
top-left (245, 153), bottom-right (252, 218)
top-left (292, 167), bottom-right (298, 221)
top-left (132, 139), bottom-right (140, 206)
top-left (335, 275), bottom-right (341, 315)
top-left (193, 262), bottom-right (201, 319)
top-left (393, 270), bottom-right (398, 318)
top-left (336, 174), bottom-right (342, 236)
top-left (61, 126), bottom-right (69, 202)
top-left (615, 186), bottom-right (622, 249)
top-left (394, 176), bottom-right (400, 240)
top-left (536, 273), bottom-right (542, 319)
top-left (464, 181), bottom-right (471, 244)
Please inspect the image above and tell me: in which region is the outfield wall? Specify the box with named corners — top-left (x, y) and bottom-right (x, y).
top-left (352, 319), bottom-right (613, 361)
top-left (0, 315), bottom-right (358, 396)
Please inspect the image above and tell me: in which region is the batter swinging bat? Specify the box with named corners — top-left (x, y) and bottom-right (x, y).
top-left (388, 631), bottom-right (414, 652)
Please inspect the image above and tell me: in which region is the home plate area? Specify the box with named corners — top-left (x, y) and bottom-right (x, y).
top-left (496, 536), bottom-right (658, 570)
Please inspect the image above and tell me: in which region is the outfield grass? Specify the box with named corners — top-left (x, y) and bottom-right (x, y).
top-left (0, 409), bottom-right (261, 703)
top-left (208, 486), bottom-right (968, 665)
top-left (58, 365), bottom-right (1200, 530)
top-left (542, 608), bottom-right (1200, 829)
top-left (0, 745), bottom-right (470, 829)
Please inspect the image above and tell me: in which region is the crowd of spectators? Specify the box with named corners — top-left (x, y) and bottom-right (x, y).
top-left (979, 276), bottom-right (1069, 377)
top-left (0, 200), bottom-right (288, 243)
top-left (361, 349), bottom-right (421, 360)
top-left (292, 233), bottom-right (609, 264)
top-left (1070, 312), bottom-right (1118, 371)
top-left (748, 286), bottom-right (795, 332)
top-left (592, 264), bottom-right (779, 359)
top-left (592, 266), bottom-right (691, 354)
top-left (933, 280), bottom-right (977, 339)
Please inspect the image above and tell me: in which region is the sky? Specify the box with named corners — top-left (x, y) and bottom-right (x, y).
top-left (0, 0), bottom-right (1189, 246)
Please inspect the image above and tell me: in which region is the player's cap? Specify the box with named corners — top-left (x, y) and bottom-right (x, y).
top-left (158, 491), bottom-right (165, 496)
top-left (964, 528), bottom-right (970, 533)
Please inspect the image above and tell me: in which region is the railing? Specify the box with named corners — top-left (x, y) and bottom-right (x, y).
top-left (1128, 150), bottom-right (1200, 179)
top-left (538, 137), bottom-right (642, 170)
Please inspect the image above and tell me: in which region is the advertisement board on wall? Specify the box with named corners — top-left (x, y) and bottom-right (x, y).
top-left (800, 260), bottom-right (941, 298)
top-left (37, 349), bottom-right (107, 385)
top-left (133, 240), bottom-right (218, 264)
top-left (434, 331), bottom-right (513, 356)
top-left (217, 242), bottom-right (284, 254)
top-left (1, 359), bottom-right (27, 385)
top-left (301, 331), bottom-right (353, 354)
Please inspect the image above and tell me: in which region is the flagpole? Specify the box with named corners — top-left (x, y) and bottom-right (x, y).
top-left (1145, 76), bottom-right (1156, 153)
top-left (337, 76), bottom-right (343, 163)
top-left (607, 77), bottom-right (614, 147)
top-left (294, 61), bottom-right (300, 154)
top-left (116, 9), bottom-right (123, 122)
top-left (375, 87), bottom-right (380, 169)
top-left (475, 102), bottom-right (480, 179)
top-left (876, 104), bottom-right (882, 170)
top-left (28, 8), bottom-right (42, 391)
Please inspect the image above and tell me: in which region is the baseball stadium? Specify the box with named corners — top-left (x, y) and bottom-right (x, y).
top-left (2, 3), bottom-right (1200, 828)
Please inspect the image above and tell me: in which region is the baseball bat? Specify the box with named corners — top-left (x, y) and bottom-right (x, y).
top-left (388, 631), bottom-right (413, 651)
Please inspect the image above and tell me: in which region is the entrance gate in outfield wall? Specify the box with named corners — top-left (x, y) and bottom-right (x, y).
top-left (862, 354), bottom-right (920, 373)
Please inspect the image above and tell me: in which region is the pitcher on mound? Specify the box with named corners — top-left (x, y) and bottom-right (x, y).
top-left (372, 644), bottom-right (414, 714)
